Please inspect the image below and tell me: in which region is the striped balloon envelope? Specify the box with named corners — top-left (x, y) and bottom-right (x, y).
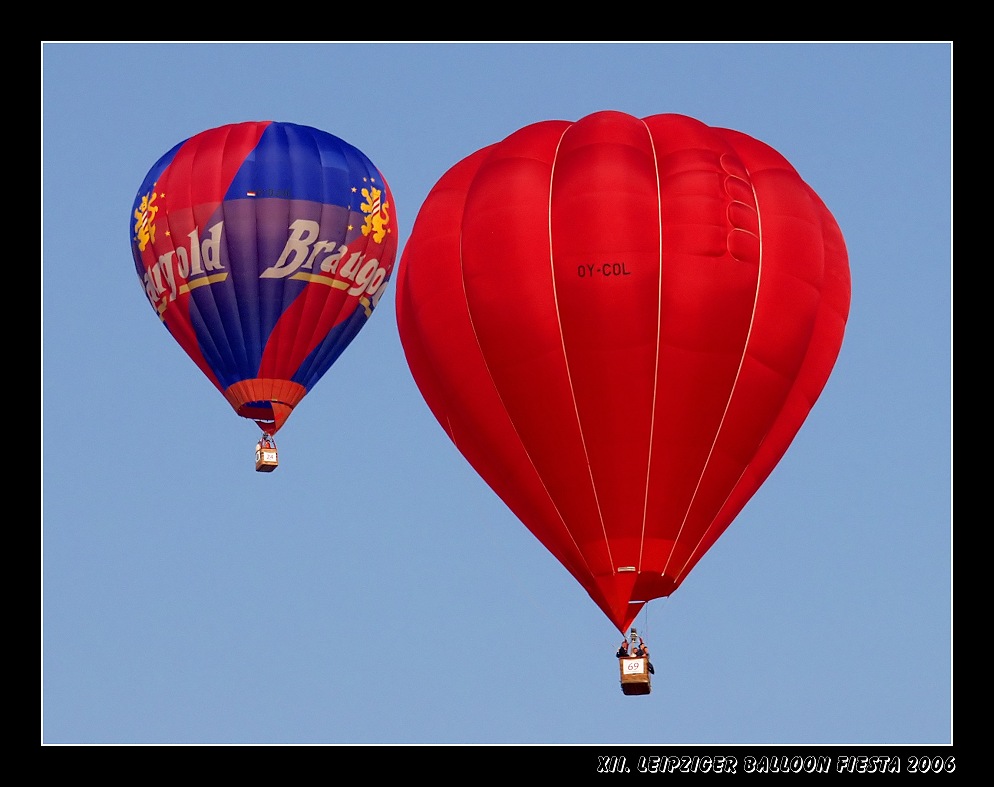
top-left (130, 121), bottom-right (397, 447)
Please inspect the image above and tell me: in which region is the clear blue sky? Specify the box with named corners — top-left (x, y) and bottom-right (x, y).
top-left (42, 42), bottom-right (952, 753)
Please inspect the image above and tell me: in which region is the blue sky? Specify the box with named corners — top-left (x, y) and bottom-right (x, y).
top-left (42, 42), bottom-right (952, 752)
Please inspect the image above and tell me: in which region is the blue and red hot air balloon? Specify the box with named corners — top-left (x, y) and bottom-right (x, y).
top-left (395, 111), bottom-right (850, 633)
top-left (131, 121), bottom-right (397, 463)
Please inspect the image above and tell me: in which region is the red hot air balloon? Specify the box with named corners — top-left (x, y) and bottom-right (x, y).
top-left (131, 121), bottom-right (397, 467)
top-left (395, 111), bottom-right (850, 632)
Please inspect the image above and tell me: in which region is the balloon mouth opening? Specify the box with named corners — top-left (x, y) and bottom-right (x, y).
top-left (224, 379), bottom-right (307, 435)
top-left (590, 569), bottom-right (680, 631)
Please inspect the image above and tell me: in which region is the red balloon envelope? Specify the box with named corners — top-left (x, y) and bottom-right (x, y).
top-left (395, 111), bottom-right (850, 632)
top-left (131, 121), bottom-right (397, 436)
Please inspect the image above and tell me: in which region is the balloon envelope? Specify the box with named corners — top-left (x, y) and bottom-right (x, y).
top-left (395, 111), bottom-right (850, 632)
top-left (131, 121), bottom-right (397, 434)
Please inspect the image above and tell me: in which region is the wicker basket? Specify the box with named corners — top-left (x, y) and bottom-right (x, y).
top-left (255, 442), bottom-right (279, 472)
top-left (619, 657), bottom-right (651, 695)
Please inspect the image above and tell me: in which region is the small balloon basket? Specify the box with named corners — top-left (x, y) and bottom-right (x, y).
top-left (255, 435), bottom-right (279, 473)
top-left (619, 656), bottom-right (652, 695)
top-left (619, 627), bottom-right (651, 695)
